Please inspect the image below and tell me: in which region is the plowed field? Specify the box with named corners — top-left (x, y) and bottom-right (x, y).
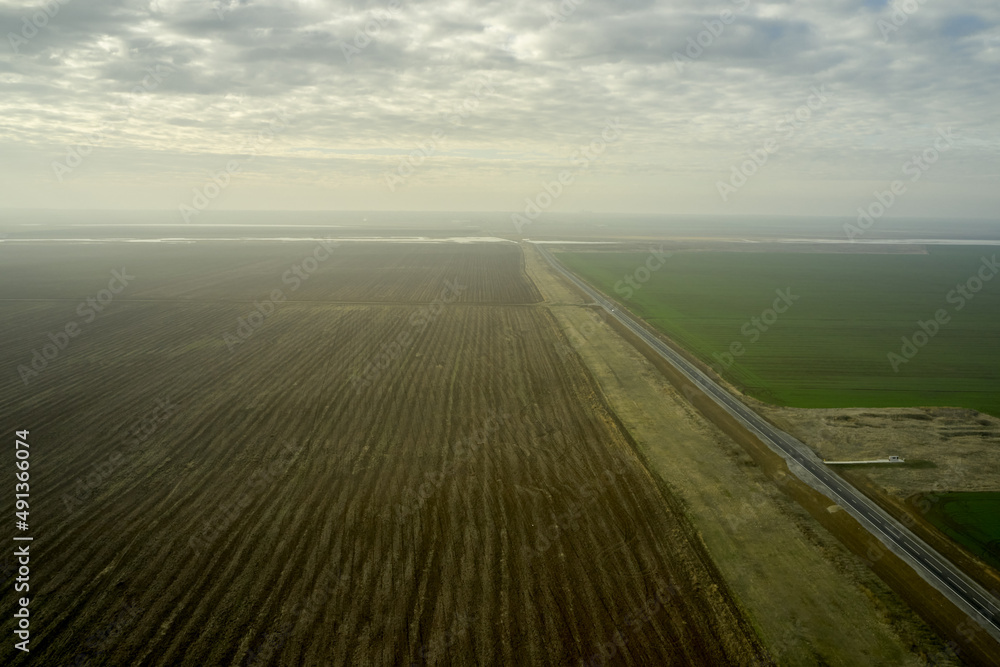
top-left (1, 242), bottom-right (766, 665)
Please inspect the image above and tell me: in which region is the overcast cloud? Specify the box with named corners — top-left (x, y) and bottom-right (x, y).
top-left (0, 0), bottom-right (997, 216)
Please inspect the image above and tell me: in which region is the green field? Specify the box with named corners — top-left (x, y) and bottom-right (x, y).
top-left (923, 492), bottom-right (1000, 571)
top-left (555, 247), bottom-right (1000, 417)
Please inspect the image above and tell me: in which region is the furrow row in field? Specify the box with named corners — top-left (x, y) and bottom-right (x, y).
top-left (2, 245), bottom-right (764, 665)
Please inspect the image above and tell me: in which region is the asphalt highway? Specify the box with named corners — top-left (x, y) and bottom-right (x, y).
top-left (536, 244), bottom-right (1000, 644)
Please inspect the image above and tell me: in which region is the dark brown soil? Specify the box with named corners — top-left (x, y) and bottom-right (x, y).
top-left (0, 243), bottom-right (767, 666)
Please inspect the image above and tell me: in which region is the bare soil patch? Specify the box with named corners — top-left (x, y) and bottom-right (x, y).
top-left (0, 243), bottom-right (764, 666)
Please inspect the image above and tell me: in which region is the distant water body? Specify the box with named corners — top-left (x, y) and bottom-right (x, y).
top-left (0, 236), bottom-right (516, 244)
top-left (525, 238), bottom-right (1000, 246)
top-left (1, 210), bottom-right (998, 243)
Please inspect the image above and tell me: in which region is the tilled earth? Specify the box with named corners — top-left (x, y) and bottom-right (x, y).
top-left (1, 242), bottom-right (768, 665)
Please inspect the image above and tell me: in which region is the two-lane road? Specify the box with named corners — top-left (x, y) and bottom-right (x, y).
top-left (535, 243), bottom-right (1000, 645)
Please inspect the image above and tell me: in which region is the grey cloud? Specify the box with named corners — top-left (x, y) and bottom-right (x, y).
top-left (0, 0), bottom-right (997, 216)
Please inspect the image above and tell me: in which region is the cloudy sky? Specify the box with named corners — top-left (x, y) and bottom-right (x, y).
top-left (0, 0), bottom-right (998, 217)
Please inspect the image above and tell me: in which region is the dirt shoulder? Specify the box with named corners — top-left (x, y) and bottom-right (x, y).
top-left (524, 243), bottom-right (958, 665)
